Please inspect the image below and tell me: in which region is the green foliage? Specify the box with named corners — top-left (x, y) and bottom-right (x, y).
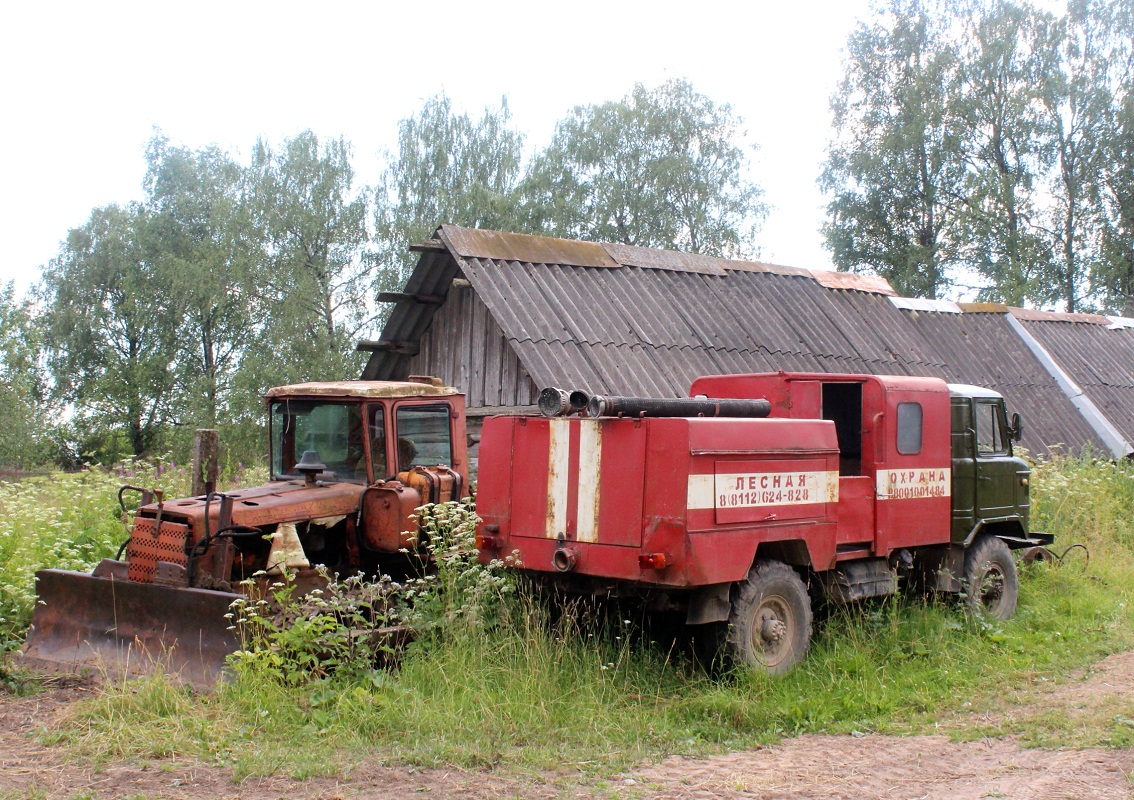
top-left (0, 459), bottom-right (192, 655)
top-left (28, 458), bottom-right (1134, 779)
top-left (247, 130), bottom-right (372, 382)
top-left (523, 79), bottom-right (767, 257)
top-left (951, 0), bottom-right (1053, 306)
top-left (823, 0), bottom-right (1134, 311)
top-left (399, 498), bottom-right (513, 634)
top-left (0, 281), bottom-right (55, 470)
top-left (227, 569), bottom-right (402, 686)
top-left (144, 132), bottom-right (262, 432)
top-left (822, 0), bottom-right (964, 299)
top-left (373, 94), bottom-right (528, 291)
top-left (38, 203), bottom-right (180, 460)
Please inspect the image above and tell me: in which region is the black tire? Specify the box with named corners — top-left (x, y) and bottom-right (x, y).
top-left (962, 534), bottom-right (1019, 620)
top-left (727, 560), bottom-right (813, 675)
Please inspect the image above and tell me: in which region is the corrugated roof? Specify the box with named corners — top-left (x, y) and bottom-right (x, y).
top-left (363, 225), bottom-right (1134, 458)
top-left (1014, 314), bottom-right (1134, 451)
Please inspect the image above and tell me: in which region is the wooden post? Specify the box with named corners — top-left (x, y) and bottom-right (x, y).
top-left (192, 429), bottom-right (220, 496)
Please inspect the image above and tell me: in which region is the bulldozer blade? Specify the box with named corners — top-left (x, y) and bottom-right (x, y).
top-left (21, 569), bottom-right (241, 687)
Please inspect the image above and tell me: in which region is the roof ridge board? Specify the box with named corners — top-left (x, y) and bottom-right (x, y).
top-left (439, 224), bottom-right (619, 269)
top-left (1011, 306), bottom-right (1113, 324)
top-left (809, 270), bottom-right (898, 295)
top-left (601, 241), bottom-right (729, 276)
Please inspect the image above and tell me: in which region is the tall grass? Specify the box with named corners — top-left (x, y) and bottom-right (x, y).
top-left (15, 455), bottom-right (1134, 778)
top-left (0, 459), bottom-right (265, 655)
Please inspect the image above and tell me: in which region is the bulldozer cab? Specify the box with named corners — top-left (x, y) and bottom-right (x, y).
top-left (267, 380), bottom-right (468, 485)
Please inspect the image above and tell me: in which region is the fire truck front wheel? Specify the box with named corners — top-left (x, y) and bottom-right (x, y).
top-left (728, 560), bottom-right (813, 675)
top-left (962, 534), bottom-right (1019, 620)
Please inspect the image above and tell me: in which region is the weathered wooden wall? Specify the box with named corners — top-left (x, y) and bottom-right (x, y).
top-left (403, 284), bottom-right (539, 410)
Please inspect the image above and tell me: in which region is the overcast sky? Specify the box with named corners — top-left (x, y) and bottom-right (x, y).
top-left (1, 0), bottom-right (878, 297)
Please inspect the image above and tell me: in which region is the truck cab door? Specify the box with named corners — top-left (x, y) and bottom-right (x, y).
top-left (950, 399), bottom-right (976, 542)
top-left (973, 399), bottom-right (1017, 521)
top-left (872, 387), bottom-right (952, 553)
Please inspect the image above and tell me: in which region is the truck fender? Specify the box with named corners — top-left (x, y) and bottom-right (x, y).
top-left (963, 518), bottom-right (1026, 547)
top-left (685, 582), bottom-right (732, 625)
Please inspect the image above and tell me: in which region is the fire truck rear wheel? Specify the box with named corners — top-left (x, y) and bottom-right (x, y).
top-left (962, 534), bottom-right (1019, 620)
top-left (728, 560), bottom-right (813, 675)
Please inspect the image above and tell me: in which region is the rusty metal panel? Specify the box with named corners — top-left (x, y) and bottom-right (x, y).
top-left (440, 225), bottom-right (619, 268)
top-left (810, 270), bottom-right (897, 295)
top-left (22, 569), bottom-right (239, 686)
top-left (602, 242), bottom-right (727, 275)
top-left (126, 518), bottom-right (190, 583)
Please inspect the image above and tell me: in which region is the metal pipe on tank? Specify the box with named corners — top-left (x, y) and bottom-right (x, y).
top-left (538, 387), bottom-right (572, 418)
top-left (586, 395), bottom-right (771, 419)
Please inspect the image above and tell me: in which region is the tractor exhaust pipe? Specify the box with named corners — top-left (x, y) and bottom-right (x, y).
top-left (586, 395), bottom-right (771, 419)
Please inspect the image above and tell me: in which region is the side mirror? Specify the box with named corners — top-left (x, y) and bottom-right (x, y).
top-left (1008, 412), bottom-right (1024, 442)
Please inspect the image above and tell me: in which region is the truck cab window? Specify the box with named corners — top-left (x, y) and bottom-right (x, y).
top-left (976, 401), bottom-right (1007, 455)
top-left (395, 404), bottom-right (453, 472)
top-left (896, 402), bottom-right (923, 455)
top-left (951, 400), bottom-right (972, 458)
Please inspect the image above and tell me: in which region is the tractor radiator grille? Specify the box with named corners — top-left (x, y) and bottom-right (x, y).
top-left (126, 518), bottom-right (191, 583)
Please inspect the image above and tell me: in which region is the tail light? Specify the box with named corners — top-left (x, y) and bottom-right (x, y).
top-left (638, 553), bottom-right (668, 570)
top-left (476, 523), bottom-right (501, 551)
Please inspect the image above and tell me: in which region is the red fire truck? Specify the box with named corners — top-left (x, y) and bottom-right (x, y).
top-left (475, 372), bottom-right (1051, 673)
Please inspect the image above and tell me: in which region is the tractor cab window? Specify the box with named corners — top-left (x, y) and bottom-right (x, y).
top-left (367, 405), bottom-right (387, 480)
top-left (975, 400), bottom-right (1008, 456)
top-left (270, 400), bottom-right (366, 483)
top-left (395, 404), bottom-right (453, 472)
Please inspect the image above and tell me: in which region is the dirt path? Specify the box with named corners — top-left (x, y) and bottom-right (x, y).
top-left (4, 655), bottom-right (1134, 799)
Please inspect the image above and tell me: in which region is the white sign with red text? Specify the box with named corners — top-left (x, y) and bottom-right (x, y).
top-left (875, 468), bottom-right (951, 500)
top-left (697, 470), bottom-right (840, 510)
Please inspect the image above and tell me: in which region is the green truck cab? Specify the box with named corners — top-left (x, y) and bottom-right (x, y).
top-left (949, 384), bottom-right (1038, 546)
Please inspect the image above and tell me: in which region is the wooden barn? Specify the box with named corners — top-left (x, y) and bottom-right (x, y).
top-left (361, 225), bottom-right (1134, 463)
